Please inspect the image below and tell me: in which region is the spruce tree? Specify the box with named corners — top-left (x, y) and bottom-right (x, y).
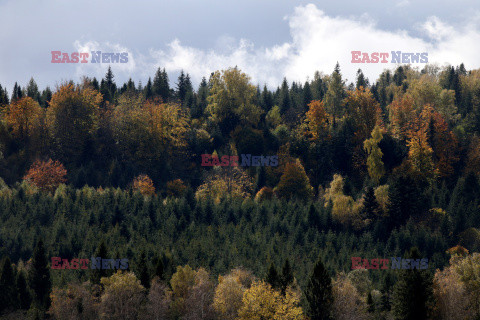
top-left (153, 67), bottom-right (170, 101)
top-left (305, 256), bottom-right (333, 320)
top-left (391, 247), bottom-right (434, 320)
top-left (89, 240), bottom-right (110, 285)
top-left (280, 259), bottom-right (294, 295)
top-left (137, 251), bottom-right (150, 289)
top-left (144, 77), bottom-right (153, 100)
top-left (362, 186), bottom-right (381, 221)
top-left (17, 269), bottom-right (31, 310)
top-left (28, 240), bottom-right (51, 311)
top-left (153, 256), bottom-right (165, 281)
top-left (0, 256), bottom-right (19, 313)
top-left (279, 78), bottom-right (291, 114)
top-left (265, 262), bottom-right (280, 291)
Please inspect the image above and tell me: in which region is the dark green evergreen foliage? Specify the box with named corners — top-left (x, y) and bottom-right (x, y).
top-left (279, 77), bottom-right (291, 114)
top-left (40, 86), bottom-right (52, 108)
top-left (176, 70), bottom-right (193, 106)
top-left (28, 240), bottom-right (51, 311)
top-left (153, 256), bottom-right (165, 281)
top-left (153, 67), bottom-right (170, 101)
top-left (144, 77), bottom-right (153, 100)
top-left (11, 82), bottom-right (22, 102)
top-left (89, 240), bottom-right (111, 285)
top-left (386, 174), bottom-right (425, 231)
top-left (305, 256), bottom-right (333, 320)
top-left (362, 186), bottom-right (381, 221)
top-left (393, 66), bottom-right (406, 87)
top-left (16, 270), bottom-right (31, 310)
top-left (26, 77), bottom-right (40, 103)
top-left (0, 83), bottom-right (9, 106)
top-left (302, 81), bottom-right (313, 111)
top-left (367, 291), bottom-right (375, 313)
top-left (392, 247), bottom-right (434, 320)
top-left (280, 259), bottom-right (294, 295)
top-left (136, 251), bottom-right (150, 289)
top-left (0, 256), bottom-right (18, 313)
top-left (100, 66), bottom-right (117, 104)
top-left (356, 69), bottom-right (369, 89)
top-left (265, 262), bottom-right (281, 291)
top-left (261, 84), bottom-right (274, 111)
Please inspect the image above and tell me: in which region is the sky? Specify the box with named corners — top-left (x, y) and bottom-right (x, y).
top-left (1, 0), bottom-right (480, 93)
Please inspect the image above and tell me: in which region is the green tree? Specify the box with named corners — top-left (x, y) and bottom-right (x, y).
top-left (136, 251), bottom-right (151, 289)
top-left (324, 62), bottom-right (346, 127)
top-left (90, 240), bottom-right (111, 285)
top-left (28, 240), bottom-right (51, 311)
top-left (363, 125), bottom-right (385, 184)
top-left (153, 67), bottom-right (170, 101)
top-left (392, 247), bottom-right (434, 320)
top-left (305, 256), bottom-right (334, 320)
top-left (281, 259), bottom-right (294, 295)
top-left (274, 159), bottom-right (314, 201)
top-left (0, 256), bottom-right (18, 313)
top-left (17, 270), bottom-right (31, 310)
top-left (265, 263), bottom-right (281, 291)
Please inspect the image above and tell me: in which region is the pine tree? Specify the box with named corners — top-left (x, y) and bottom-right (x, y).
top-left (303, 81), bottom-right (313, 112)
top-left (367, 291), bottom-right (375, 313)
top-left (17, 269), bottom-right (31, 310)
top-left (26, 77), bottom-right (40, 103)
top-left (28, 240), bottom-right (51, 311)
top-left (307, 203), bottom-right (321, 228)
top-left (137, 251), bottom-right (150, 289)
top-left (392, 247), bottom-right (434, 320)
top-left (0, 256), bottom-right (18, 312)
top-left (362, 186), bottom-right (381, 221)
top-left (279, 78), bottom-right (291, 114)
top-left (144, 77), bottom-right (153, 100)
top-left (265, 262), bottom-right (281, 291)
top-left (324, 62), bottom-right (346, 127)
top-left (305, 256), bottom-right (333, 320)
top-left (280, 259), bottom-right (294, 295)
top-left (176, 71), bottom-right (193, 105)
top-left (100, 66), bottom-right (117, 103)
top-left (153, 68), bottom-right (170, 101)
top-left (153, 256), bottom-right (165, 281)
top-left (90, 240), bottom-right (110, 285)
top-left (356, 69), bottom-right (369, 89)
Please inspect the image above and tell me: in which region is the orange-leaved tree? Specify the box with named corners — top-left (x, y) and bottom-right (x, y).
top-left (133, 174), bottom-right (155, 196)
top-left (4, 96), bottom-right (43, 143)
top-left (23, 159), bottom-right (67, 192)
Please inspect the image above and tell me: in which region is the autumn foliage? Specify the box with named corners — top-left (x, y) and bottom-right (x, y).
top-left (132, 174), bottom-right (155, 196)
top-left (23, 159), bottom-right (67, 192)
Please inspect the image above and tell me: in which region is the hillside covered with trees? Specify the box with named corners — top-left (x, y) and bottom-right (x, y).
top-left (1, 63), bottom-right (480, 319)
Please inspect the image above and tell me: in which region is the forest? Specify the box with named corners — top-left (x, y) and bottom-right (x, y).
top-left (0, 63), bottom-right (479, 319)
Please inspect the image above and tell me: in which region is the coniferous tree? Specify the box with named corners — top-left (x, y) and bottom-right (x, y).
top-left (305, 256), bottom-right (333, 320)
top-left (0, 256), bottom-right (18, 313)
top-left (279, 78), bottom-right (291, 114)
top-left (280, 259), bottom-right (294, 295)
top-left (90, 240), bottom-right (110, 285)
top-left (362, 186), bottom-right (381, 221)
top-left (16, 269), bottom-right (31, 310)
top-left (303, 81), bottom-right (313, 112)
top-left (324, 63), bottom-right (346, 127)
top-left (0, 84), bottom-right (9, 106)
top-left (144, 77), bottom-right (153, 100)
top-left (100, 66), bottom-right (117, 104)
top-left (367, 291), bottom-right (375, 313)
top-left (265, 262), bottom-right (281, 291)
top-left (137, 251), bottom-right (150, 289)
top-left (28, 240), bottom-right (51, 311)
top-left (392, 247), bottom-right (434, 320)
top-left (26, 77), bottom-right (40, 103)
top-left (153, 256), bottom-right (165, 281)
top-left (356, 69), bottom-right (369, 89)
top-left (153, 67), bottom-right (170, 101)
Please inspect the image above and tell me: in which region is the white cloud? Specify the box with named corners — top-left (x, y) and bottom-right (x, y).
top-left (138, 4), bottom-right (480, 87)
top-left (71, 4), bottom-right (480, 88)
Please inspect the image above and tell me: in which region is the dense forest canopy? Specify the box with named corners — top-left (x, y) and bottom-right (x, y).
top-left (1, 63), bottom-right (480, 319)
